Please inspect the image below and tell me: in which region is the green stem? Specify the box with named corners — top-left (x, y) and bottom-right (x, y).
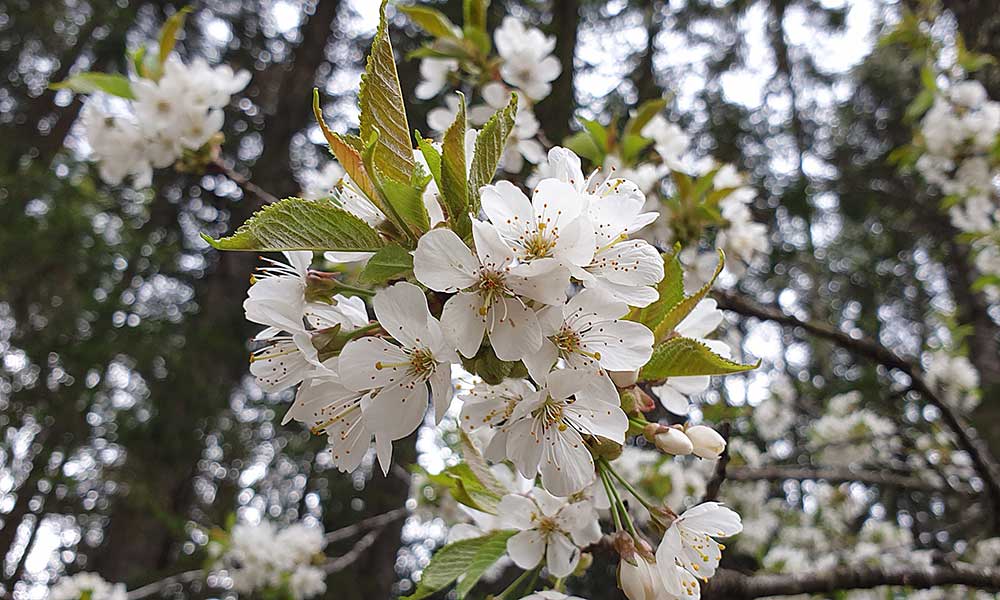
top-left (496, 565), bottom-right (542, 600)
top-left (598, 465), bottom-right (624, 532)
top-left (628, 416), bottom-right (649, 429)
top-left (602, 466), bottom-right (640, 539)
top-left (331, 281), bottom-right (376, 297)
top-left (346, 322), bottom-right (381, 340)
top-left (600, 457), bottom-right (661, 515)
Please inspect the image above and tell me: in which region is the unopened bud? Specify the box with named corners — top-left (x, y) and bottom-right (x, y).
top-left (654, 427), bottom-right (694, 456)
top-left (618, 549), bottom-right (658, 600)
top-left (633, 386), bottom-right (656, 412)
top-left (686, 425), bottom-right (726, 459)
top-left (610, 369), bottom-right (639, 387)
top-left (573, 552), bottom-right (594, 576)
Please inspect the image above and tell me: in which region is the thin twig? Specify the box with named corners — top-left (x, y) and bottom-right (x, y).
top-left (702, 563), bottom-right (1000, 599)
top-left (209, 157), bottom-right (280, 205)
top-left (724, 465), bottom-right (974, 495)
top-left (713, 290), bottom-right (1000, 527)
top-left (324, 507), bottom-right (408, 543)
top-left (701, 422), bottom-right (732, 503)
top-left (323, 528), bottom-right (383, 573)
top-left (126, 569), bottom-right (204, 600)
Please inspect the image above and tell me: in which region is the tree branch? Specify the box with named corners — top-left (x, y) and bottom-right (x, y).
top-left (208, 158), bottom-right (280, 206)
top-left (724, 465), bottom-right (973, 495)
top-left (713, 289), bottom-right (1000, 525)
top-left (702, 563), bottom-right (1000, 599)
top-left (324, 507), bottom-right (408, 544)
top-left (126, 569), bottom-right (203, 600)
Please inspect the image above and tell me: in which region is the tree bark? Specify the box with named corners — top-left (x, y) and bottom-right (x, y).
top-left (703, 564), bottom-right (1000, 599)
top-left (534, 0), bottom-right (580, 146)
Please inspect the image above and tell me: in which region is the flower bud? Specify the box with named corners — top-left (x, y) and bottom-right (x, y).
top-left (653, 427), bottom-right (693, 456)
top-left (618, 554), bottom-right (659, 600)
top-left (610, 369), bottom-right (639, 388)
top-left (686, 425), bottom-right (726, 459)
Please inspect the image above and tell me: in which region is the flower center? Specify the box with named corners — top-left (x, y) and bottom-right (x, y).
top-left (551, 326), bottom-right (602, 361)
top-left (523, 224), bottom-right (558, 259)
top-left (406, 347), bottom-right (437, 379)
top-left (536, 396), bottom-right (571, 431)
top-left (476, 268), bottom-right (510, 314)
top-left (537, 516), bottom-right (560, 536)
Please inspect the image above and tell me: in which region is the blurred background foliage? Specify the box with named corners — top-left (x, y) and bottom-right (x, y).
top-left (1, 0), bottom-right (998, 598)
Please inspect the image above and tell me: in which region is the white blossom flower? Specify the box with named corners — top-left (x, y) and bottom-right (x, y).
top-left (523, 288), bottom-right (653, 401)
top-left (499, 490), bottom-right (602, 577)
top-left (413, 221), bottom-right (570, 360)
top-left (283, 360), bottom-right (392, 473)
top-left (494, 17), bottom-right (561, 101)
top-left (481, 179), bottom-right (595, 273)
top-left (471, 83), bottom-right (546, 172)
top-left (50, 573), bottom-right (127, 600)
top-left (655, 502), bottom-right (742, 593)
top-left (460, 377), bottom-right (536, 461)
top-left (619, 555), bottom-right (678, 600)
top-left (225, 521), bottom-right (327, 600)
top-left (502, 369), bottom-right (628, 496)
top-left (244, 252), bottom-right (369, 392)
top-left (652, 299), bottom-right (731, 414)
top-left (415, 58), bottom-right (458, 100)
top-left (519, 592), bottom-right (588, 600)
top-left (338, 282), bottom-right (458, 442)
top-left (641, 114), bottom-right (690, 169)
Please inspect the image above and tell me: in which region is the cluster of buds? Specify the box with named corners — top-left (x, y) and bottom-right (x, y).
top-left (644, 423), bottom-right (726, 459)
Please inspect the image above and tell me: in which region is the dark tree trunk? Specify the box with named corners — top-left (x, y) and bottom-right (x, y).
top-left (534, 0), bottom-right (580, 146)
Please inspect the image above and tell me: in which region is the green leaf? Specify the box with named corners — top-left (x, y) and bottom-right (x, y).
top-left (621, 133), bottom-right (654, 165)
top-left (201, 196), bottom-right (385, 252)
top-left (628, 244), bottom-right (684, 329)
top-left (431, 462), bottom-right (503, 514)
top-left (463, 0), bottom-right (489, 32)
top-left (375, 161), bottom-right (432, 238)
top-left (50, 72), bottom-right (135, 99)
top-left (416, 136), bottom-right (442, 186)
top-left (904, 88), bottom-right (935, 123)
top-left (442, 93), bottom-right (470, 237)
top-left (359, 244), bottom-right (413, 283)
top-left (625, 98), bottom-right (668, 137)
top-left (313, 90), bottom-right (381, 204)
top-left (460, 430), bottom-right (508, 499)
top-left (563, 130), bottom-right (603, 163)
top-left (359, 1), bottom-right (416, 184)
top-left (403, 530), bottom-right (516, 600)
top-left (653, 249), bottom-right (724, 342)
top-left (468, 93), bottom-right (518, 214)
top-left (399, 5), bottom-right (460, 39)
top-left (579, 117), bottom-right (609, 153)
top-left (157, 7), bottom-right (193, 71)
top-left (640, 336), bottom-right (758, 381)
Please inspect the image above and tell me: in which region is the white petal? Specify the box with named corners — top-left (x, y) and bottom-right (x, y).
top-left (590, 240), bottom-right (664, 287)
top-left (498, 493), bottom-right (539, 530)
top-left (413, 229), bottom-right (479, 292)
top-left (564, 287), bottom-right (628, 325)
top-left (676, 299), bottom-right (724, 339)
top-left (566, 394), bottom-right (628, 445)
top-left (539, 425), bottom-right (595, 496)
top-left (375, 432), bottom-right (393, 475)
top-left (363, 379), bottom-right (429, 440)
top-left (481, 180), bottom-right (534, 241)
top-left (507, 529), bottom-right (546, 570)
top-left (508, 265), bottom-right (571, 305)
top-left (372, 282), bottom-right (435, 348)
top-left (545, 532), bottom-right (580, 578)
top-left (441, 292), bottom-right (487, 358)
top-left (338, 337), bottom-right (409, 391)
top-left (581, 320), bottom-right (654, 371)
top-left (472, 219), bottom-right (516, 271)
top-left (506, 417), bottom-right (545, 481)
top-left (523, 339), bottom-right (559, 384)
top-left (669, 375), bottom-right (711, 394)
top-left (488, 298), bottom-right (542, 361)
top-left (678, 502), bottom-right (743, 537)
top-left (532, 179), bottom-right (583, 231)
top-left (654, 383), bottom-right (692, 415)
top-left (429, 364), bottom-right (454, 423)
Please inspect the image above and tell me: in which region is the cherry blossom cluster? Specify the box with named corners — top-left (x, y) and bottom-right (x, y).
top-left (211, 520), bottom-right (327, 600)
top-left (416, 16), bottom-right (555, 173)
top-left (78, 57), bottom-right (249, 187)
top-left (49, 572), bottom-right (126, 600)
